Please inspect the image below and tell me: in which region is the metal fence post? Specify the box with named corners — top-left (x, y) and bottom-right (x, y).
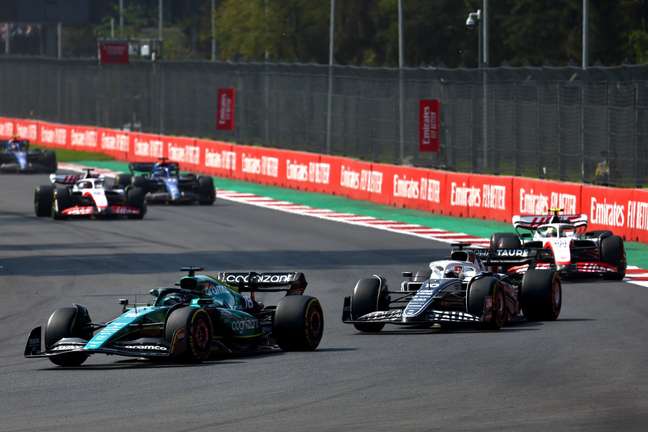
top-left (634, 82), bottom-right (640, 186)
top-left (325, 0), bottom-right (335, 154)
top-left (4, 23), bottom-right (10, 55)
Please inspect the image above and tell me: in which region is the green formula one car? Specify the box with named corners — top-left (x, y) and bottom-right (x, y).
top-left (24, 268), bottom-right (324, 366)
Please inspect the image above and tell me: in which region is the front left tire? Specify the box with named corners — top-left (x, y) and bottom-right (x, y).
top-left (45, 306), bottom-right (92, 367)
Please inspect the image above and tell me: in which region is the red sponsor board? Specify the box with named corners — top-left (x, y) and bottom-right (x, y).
top-left (98, 128), bottom-right (131, 159)
top-left (14, 120), bottom-right (39, 142)
top-left (165, 136), bottom-right (201, 169)
top-left (216, 88), bottom-right (236, 131)
top-left (387, 165), bottom-right (446, 212)
top-left (628, 189), bottom-right (648, 243)
top-left (325, 155), bottom-right (375, 201)
top-left (419, 99), bottom-right (440, 153)
top-left (39, 122), bottom-right (69, 148)
top-left (98, 41), bottom-right (129, 65)
top-left (130, 132), bottom-right (166, 161)
top-left (513, 177), bottom-right (582, 217)
top-left (282, 150), bottom-right (331, 193)
top-left (581, 185), bottom-right (634, 239)
top-left (0, 118), bottom-right (14, 139)
top-left (466, 175), bottom-right (513, 222)
top-left (238, 146), bottom-right (285, 186)
top-left (70, 126), bottom-right (98, 150)
top-left (200, 139), bottom-right (237, 177)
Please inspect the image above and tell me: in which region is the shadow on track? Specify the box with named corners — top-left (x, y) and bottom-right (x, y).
top-left (1, 248), bottom-right (444, 276)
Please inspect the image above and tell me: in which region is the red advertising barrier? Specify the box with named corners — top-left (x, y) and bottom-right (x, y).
top-left (130, 132), bottom-right (166, 161)
top-left (164, 136), bottom-right (201, 170)
top-left (199, 139), bottom-right (236, 178)
top-left (14, 119), bottom-right (39, 142)
top-left (8, 116), bottom-right (648, 244)
top-left (70, 126), bottom-right (98, 151)
top-left (581, 184), bottom-right (634, 240)
top-left (628, 188), bottom-right (648, 243)
top-left (39, 122), bottom-right (69, 148)
top-left (0, 118), bottom-right (14, 139)
top-left (98, 128), bottom-right (131, 159)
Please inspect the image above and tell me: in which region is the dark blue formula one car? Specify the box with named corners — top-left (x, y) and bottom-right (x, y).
top-left (0, 138), bottom-right (57, 173)
top-left (113, 158), bottom-right (215, 205)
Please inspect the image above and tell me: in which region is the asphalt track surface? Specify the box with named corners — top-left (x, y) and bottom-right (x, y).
top-left (1, 174), bottom-right (647, 432)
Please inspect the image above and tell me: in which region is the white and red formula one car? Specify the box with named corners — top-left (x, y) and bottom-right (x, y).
top-left (33, 169), bottom-right (146, 220)
top-left (489, 209), bottom-right (626, 280)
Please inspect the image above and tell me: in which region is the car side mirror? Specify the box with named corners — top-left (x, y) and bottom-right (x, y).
top-left (402, 271), bottom-right (413, 278)
top-left (149, 288), bottom-right (160, 298)
top-left (119, 298), bottom-right (129, 305)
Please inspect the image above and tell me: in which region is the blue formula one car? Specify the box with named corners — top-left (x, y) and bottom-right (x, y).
top-left (0, 138), bottom-right (57, 173)
top-left (113, 158), bottom-right (215, 205)
top-left (24, 268), bottom-right (324, 366)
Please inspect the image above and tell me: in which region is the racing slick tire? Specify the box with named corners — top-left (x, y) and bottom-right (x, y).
top-left (520, 269), bottom-right (561, 321)
top-left (197, 176), bottom-right (216, 205)
top-left (114, 174), bottom-right (132, 189)
top-left (131, 175), bottom-right (148, 189)
top-left (273, 295), bottom-right (324, 351)
top-left (601, 235), bottom-right (626, 280)
top-left (34, 185), bottom-right (54, 217)
top-left (126, 186), bottom-right (147, 219)
top-left (44, 150), bottom-right (57, 173)
top-left (45, 306), bottom-right (92, 367)
top-left (466, 277), bottom-right (505, 330)
top-left (350, 277), bottom-right (389, 333)
top-left (165, 307), bottom-right (212, 362)
top-left (490, 233), bottom-right (522, 249)
top-left (52, 186), bottom-right (72, 220)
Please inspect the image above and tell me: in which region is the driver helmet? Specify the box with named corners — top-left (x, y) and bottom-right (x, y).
top-left (161, 293), bottom-right (184, 306)
top-left (444, 264), bottom-right (464, 279)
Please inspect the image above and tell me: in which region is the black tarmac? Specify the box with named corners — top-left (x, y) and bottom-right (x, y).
top-left (1, 174), bottom-right (647, 432)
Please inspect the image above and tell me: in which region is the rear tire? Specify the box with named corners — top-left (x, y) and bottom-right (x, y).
top-left (34, 185), bottom-right (54, 217)
top-left (52, 186), bottom-right (72, 220)
top-left (273, 296), bottom-right (324, 351)
top-left (126, 186), bottom-right (146, 219)
top-left (198, 176), bottom-right (216, 205)
top-left (601, 235), bottom-right (626, 280)
top-left (44, 151), bottom-right (57, 173)
top-left (351, 277), bottom-right (388, 332)
top-left (490, 232), bottom-right (522, 249)
top-left (521, 269), bottom-right (561, 321)
top-left (466, 277), bottom-right (505, 330)
top-left (45, 306), bottom-right (92, 367)
top-left (132, 176), bottom-right (148, 189)
top-left (114, 174), bottom-right (132, 189)
top-left (165, 307), bottom-right (212, 362)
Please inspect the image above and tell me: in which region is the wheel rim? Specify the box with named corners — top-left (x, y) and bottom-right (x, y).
top-left (305, 302), bottom-right (323, 345)
top-left (492, 290), bottom-right (505, 327)
top-left (551, 279), bottom-right (562, 315)
top-left (192, 317), bottom-right (210, 352)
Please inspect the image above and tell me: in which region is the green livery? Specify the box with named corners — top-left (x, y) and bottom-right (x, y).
top-left (24, 267), bottom-right (324, 366)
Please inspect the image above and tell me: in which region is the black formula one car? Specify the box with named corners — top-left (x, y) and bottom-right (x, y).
top-left (33, 169), bottom-right (146, 219)
top-left (114, 158), bottom-right (216, 205)
top-left (342, 245), bottom-right (561, 332)
top-left (25, 268), bottom-right (324, 366)
top-left (0, 138), bottom-right (57, 173)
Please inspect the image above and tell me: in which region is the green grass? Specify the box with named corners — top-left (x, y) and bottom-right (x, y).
top-left (36, 146), bottom-right (115, 162)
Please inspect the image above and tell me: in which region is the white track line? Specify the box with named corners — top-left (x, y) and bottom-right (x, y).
top-left (61, 164), bottom-right (648, 287)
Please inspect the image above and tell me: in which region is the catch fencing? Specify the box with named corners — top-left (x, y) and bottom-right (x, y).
top-left (1, 56), bottom-right (647, 186)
